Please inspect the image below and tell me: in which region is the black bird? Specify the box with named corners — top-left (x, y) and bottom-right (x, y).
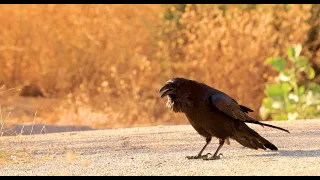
top-left (159, 77), bottom-right (290, 160)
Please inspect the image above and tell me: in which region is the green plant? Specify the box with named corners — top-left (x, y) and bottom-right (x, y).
top-left (260, 44), bottom-right (320, 120)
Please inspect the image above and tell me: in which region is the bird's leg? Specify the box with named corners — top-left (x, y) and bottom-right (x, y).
top-left (186, 137), bottom-right (212, 159)
top-left (203, 139), bottom-right (225, 160)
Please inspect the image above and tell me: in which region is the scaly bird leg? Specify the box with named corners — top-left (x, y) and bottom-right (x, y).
top-left (186, 137), bottom-right (212, 159)
top-left (203, 139), bottom-right (225, 160)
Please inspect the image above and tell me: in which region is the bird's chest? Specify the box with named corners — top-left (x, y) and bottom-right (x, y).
top-left (184, 105), bottom-right (231, 138)
top-left (185, 105), bottom-right (216, 128)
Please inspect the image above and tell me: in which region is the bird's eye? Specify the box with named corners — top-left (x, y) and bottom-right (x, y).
top-left (172, 83), bottom-right (177, 88)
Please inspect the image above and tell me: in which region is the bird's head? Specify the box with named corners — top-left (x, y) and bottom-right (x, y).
top-left (159, 77), bottom-right (194, 113)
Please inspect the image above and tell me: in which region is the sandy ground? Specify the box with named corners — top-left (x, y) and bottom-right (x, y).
top-left (0, 119), bottom-right (320, 176)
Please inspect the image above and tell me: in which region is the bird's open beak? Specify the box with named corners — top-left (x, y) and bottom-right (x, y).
top-left (159, 83), bottom-right (177, 98)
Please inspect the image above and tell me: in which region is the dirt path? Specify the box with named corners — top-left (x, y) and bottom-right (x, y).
top-left (0, 119), bottom-right (320, 176)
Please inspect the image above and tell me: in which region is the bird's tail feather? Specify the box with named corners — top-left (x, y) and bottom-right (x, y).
top-left (233, 124), bottom-right (278, 151)
top-left (244, 120), bottom-right (290, 133)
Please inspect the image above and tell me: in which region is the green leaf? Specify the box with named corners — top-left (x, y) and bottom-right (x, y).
top-left (308, 82), bottom-right (320, 93)
top-left (286, 103), bottom-right (296, 112)
top-left (266, 57), bottom-right (286, 72)
top-left (306, 67), bottom-right (315, 79)
top-left (281, 82), bottom-right (292, 93)
top-left (266, 84), bottom-right (284, 97)
top-left (295, 56), bottom-right (309, 69)
top-left (298, 86), bottom-right (305, 95)
top-left (287, 47), bottom-right (295, 58)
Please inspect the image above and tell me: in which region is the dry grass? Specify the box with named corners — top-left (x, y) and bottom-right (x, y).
top-left (0, 90), bottom-right (50, 165)
top-left (0, 5), bottom-right (319, 129)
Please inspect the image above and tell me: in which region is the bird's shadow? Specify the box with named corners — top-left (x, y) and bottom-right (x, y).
top-left (248, 149), bottom-right (320, 158)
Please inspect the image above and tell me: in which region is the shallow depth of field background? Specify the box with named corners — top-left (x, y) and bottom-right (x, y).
top-left (0, 4), bottom-right (319, 129)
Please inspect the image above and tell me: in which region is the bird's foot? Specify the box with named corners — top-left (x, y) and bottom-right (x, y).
top-left (202, 153), bottom-right (223, 160)
top-left (186, 153), bottom-right (212, 160)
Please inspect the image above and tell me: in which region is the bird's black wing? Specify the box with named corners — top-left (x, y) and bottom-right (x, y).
top-left (206, 92), bottom-right (290, 133)
top-left (207, 92), bottom-right (254, 121)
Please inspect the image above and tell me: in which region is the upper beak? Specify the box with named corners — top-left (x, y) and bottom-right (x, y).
top-left (159, 83), bottom-right (177, 98)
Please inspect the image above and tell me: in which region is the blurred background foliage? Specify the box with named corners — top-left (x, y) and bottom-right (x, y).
top-left (260, 44), bottom-right (320, 121)
top-left (0, 4), bottom-right (319, 128)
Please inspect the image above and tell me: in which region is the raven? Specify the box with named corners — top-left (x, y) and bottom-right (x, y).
top-left (159, 77), bottom-right (289, 160)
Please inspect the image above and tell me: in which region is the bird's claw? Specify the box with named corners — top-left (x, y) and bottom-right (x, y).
top-left (202, 153), bottom-right (223, 161)
top-left (186, 153), bottom-right (212, 160)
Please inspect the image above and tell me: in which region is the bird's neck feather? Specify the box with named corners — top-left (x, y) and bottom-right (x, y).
top-left (166, 95), bottom-right (193, 113)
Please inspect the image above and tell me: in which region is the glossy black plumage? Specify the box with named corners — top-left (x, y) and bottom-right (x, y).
top-left (159, 77), bottom-right (290, 160)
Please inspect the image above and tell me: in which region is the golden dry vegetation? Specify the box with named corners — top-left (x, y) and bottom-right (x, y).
top-left (0, 4), bottom-right (319, 129)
